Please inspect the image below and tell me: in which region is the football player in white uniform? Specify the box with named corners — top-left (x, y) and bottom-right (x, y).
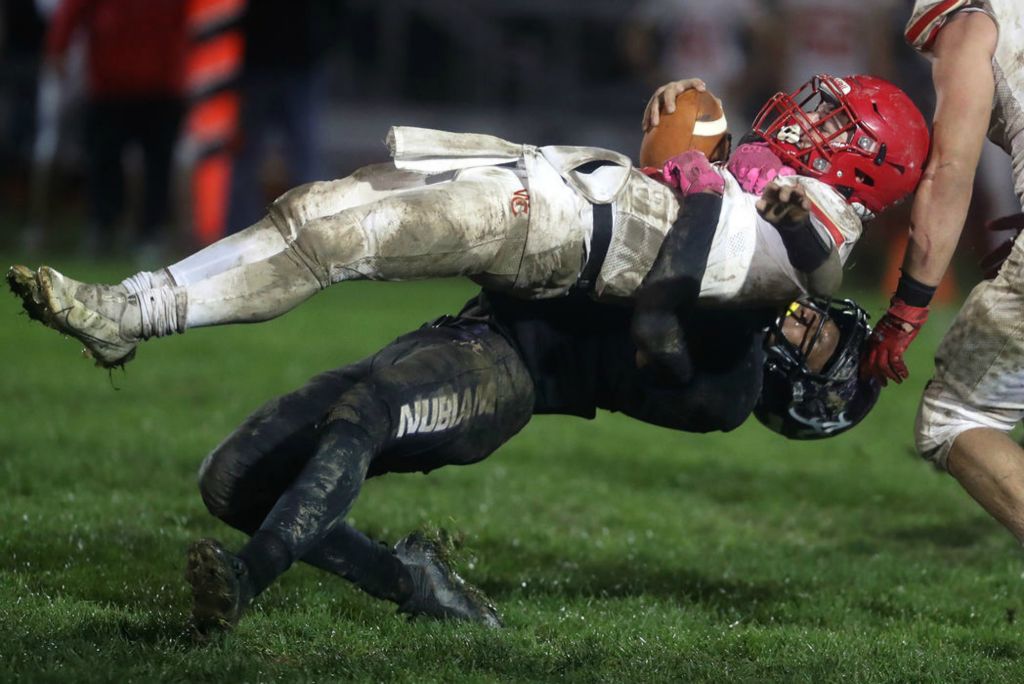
top-left (8, 75), bottom-right (927, 372)
top-left (860, 2), bottom-right (1024, 543)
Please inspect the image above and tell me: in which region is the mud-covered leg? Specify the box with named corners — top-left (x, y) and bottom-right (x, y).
top-left (189, 363), bottom-right (368, 637)
top-left (192, 322), bottom-right (533, 633)
top-left (124, 163), bottom-right (432, 291)
top-left (182, 170), bottom-right (526, 329)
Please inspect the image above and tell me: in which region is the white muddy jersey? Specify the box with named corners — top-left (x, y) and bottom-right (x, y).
top-left (387, 126), bottom-right (863, 307)
top-left (906, 0), bottom-right (1024, 208)
top-left (698, 171), bottom-right (862, 306)
top-left (598, 166), bottom-right (863, 306)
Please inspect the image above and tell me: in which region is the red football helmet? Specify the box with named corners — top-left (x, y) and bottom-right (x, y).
top-left (751, 74), bottom-right (930, 215)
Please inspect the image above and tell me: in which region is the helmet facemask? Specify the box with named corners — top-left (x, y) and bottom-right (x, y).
top-left (756, 298), bottom-right (881, 440)
top-left (752, 74), bottom-right (929, 216)
top-left (769, 298), bottom-right (840, 376)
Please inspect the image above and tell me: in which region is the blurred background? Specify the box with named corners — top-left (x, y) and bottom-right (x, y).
top-left (0, 0), bottom-right (1017, 297)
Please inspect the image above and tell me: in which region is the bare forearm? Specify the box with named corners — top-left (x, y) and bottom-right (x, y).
top-left (899, 12), bottom-right (997, 287)
top-left (902, 155), bottom-right (978, 286)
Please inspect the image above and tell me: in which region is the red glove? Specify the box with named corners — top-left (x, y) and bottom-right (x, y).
top-left (860, 299), bottom-right (930, 385)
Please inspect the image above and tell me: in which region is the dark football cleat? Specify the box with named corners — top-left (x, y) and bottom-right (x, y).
top-left (394, 531), bottom-right (502, 628)
top-left (185, 538), bottom-right (254, 638)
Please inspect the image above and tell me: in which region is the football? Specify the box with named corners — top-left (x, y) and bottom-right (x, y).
top-left (639, 88), bottom-right (730, 168)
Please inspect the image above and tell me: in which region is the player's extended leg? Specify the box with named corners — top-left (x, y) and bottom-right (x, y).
top-left (10, 166), bottom-right (529, 368)
top-left (6, 163), bottom-right (429, 363)
top-left (187, 319), bottom-right (534, 635)
top-left (122, 163), bottom-right (434, 293)
top-left (186, 359), bottom-right (415, 610)
top-left (178, 165), bottom-right (528, 327)
top-left (916, 236), bottom-right (1024, 541)
top-left (947, 429), bottom-right (1024, 539)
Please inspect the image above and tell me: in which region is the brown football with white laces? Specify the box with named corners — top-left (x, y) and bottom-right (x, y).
top-left (640, 88), bottom-right (730, 168)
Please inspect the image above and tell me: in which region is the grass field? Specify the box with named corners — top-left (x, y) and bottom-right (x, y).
top-left (2, 257), bottom-right (1023, 682)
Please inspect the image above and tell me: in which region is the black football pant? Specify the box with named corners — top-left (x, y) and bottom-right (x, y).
top-left (196, 318), bottom-right (534, 601)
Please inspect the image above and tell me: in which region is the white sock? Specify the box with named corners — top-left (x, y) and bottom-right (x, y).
top-left (120, 269), bottom-right (175, 296)
top-left (183, 250), bottom-right (322, 329)
top-left (135, 286), bottom-right (187, 339)
top-left (165, 215), bottom-right (287, 287)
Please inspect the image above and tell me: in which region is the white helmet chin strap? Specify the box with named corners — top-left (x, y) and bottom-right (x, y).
top-left (850, 202), bottom-right (874, 222)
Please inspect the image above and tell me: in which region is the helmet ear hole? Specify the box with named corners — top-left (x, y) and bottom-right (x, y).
top-left (854, 169), bottom-right (874, 186)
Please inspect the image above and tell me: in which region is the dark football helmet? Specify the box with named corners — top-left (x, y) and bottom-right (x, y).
top-left (754, 298), bottom-right (881, 440)
top-left (751, 74), bottom-right (930, 216)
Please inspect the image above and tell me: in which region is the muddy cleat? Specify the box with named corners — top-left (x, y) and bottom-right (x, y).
top-left (36, 266), bottom-right (139, 368)
top-left (185, 538), bottom-right (254, 638)
top-left (6, 265), bottom-right (48, 324)
top-left (394, 531), bottom-right (503, 628)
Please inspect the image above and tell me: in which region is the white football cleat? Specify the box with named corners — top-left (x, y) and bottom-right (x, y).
top-left (36, 266), bottom-right (140, 368)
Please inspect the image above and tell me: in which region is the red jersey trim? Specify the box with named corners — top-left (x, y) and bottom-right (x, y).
top-left (905, 0), bottom-right (968, 48)
top-left (809, 202), bottom-right (845, 248)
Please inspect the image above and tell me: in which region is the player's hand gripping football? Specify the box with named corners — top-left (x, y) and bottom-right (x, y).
top-left (860, 299), bottom-right (930, 385)
top-left (642, 78), bottom-right (707, 131)
top-left (756, 180), bottom-right (810, 229)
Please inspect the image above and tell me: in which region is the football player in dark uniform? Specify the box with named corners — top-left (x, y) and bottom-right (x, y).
top-left (185, 290), bottom-right (878, 637)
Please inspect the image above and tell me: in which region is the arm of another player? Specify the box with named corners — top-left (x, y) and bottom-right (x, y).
top-left (631, 192), bottom-right (723, 385)
top-left (757, 181), bottom-right (843, 297)
top-left (861, 11), bottom-right (997, 385)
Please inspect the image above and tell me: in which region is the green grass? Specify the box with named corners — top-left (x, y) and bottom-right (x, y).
top-left (2, 257), bottom-right (1023, 682)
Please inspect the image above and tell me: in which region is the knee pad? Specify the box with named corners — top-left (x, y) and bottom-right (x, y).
top-left (196, 448), bottom-right (239, 520)
top-left (268, 182), bottom-right (329, 242)
top-left (301, 213), bottom-right (368, 282)
top-left (323, 382), bottom-right (391, 445)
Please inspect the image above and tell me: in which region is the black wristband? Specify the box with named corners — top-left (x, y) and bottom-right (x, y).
top-left (774, 216), bottom-right (831, 272)
top-left (895, 271), bottom-right (937, 307)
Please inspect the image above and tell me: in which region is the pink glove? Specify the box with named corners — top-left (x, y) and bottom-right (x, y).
top-left (660, 150), bottom-right (724, 196)
top-left (727, 142), bottom-right (796, 195)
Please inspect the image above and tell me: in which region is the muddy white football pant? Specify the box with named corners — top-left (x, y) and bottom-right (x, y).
top-left (162, 162), bottom-right (587, 329)
top-left (916, 232), bottom-right (1024, 469)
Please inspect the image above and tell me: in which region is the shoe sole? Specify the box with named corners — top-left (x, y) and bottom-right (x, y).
top-left (185, 539), bottom-right (242, 637)
top-left (6, 265), bottom-right (49, 325)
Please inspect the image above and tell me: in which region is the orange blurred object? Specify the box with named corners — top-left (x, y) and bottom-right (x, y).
top-left (185, 0), bottom-right (246, 246)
